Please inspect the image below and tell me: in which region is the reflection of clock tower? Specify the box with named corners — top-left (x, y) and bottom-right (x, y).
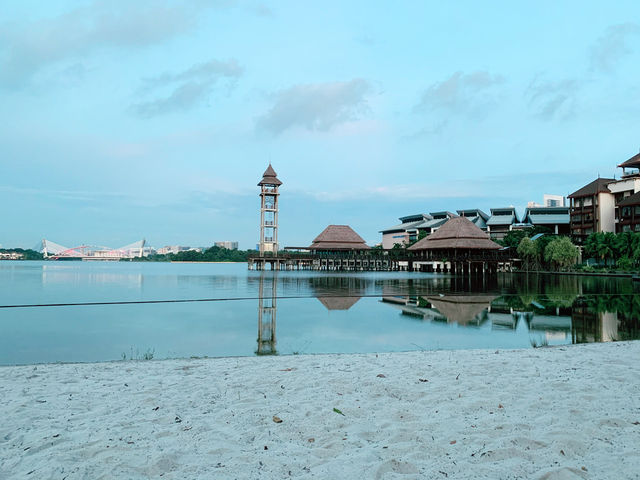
top-left (256, 272), bottom-right (277, 356)
top-left (258, 164), bottom-right (282, 256)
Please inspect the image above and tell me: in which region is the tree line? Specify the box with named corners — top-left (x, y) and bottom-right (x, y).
top-left (131, 245), bottom-right (253, 262)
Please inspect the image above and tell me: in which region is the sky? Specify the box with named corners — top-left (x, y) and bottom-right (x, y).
top-left (1, 1), bottom-right (640, 250)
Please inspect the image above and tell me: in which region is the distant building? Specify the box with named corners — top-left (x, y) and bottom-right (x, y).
top-left (379, 211), bottom-right (457, 249)
top-left (0, 252), bottom-right (23, 260)
top-left (456, 209), bottom-right (490, 231)
top-left (521, 206), bottom-right (570, 235)
top-left (215, 241), bottom-right (238, 250)
top-left (527, 194), bottom-right (566, 208)
top-left (157, 246), bottom-right (202, 255)
top-left (486, 207), bottom-right (518, 240)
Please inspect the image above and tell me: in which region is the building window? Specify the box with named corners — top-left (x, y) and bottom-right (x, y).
top-left (623, 225), bottom-right (632, 232)
top-left (622, 207), bottom-right (632, 217)
top-left (635, 206), bottom-right (640, 216)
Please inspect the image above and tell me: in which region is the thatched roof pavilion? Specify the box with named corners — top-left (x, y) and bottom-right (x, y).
top-left (408, 217), bottom-right (501, 252)
top-left (309, 225), bottom-right (371, 252)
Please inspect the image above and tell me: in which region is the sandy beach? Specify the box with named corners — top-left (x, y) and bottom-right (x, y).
top-left (1, 342), bottom-right (639, 479)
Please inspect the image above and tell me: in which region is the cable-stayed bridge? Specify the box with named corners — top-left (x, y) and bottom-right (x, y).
top-left (41, 239), bottom-right (146, 261)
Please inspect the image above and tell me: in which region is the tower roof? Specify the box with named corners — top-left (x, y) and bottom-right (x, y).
top-left (258, 164), bottom-right (282, 186)
top-left (408, 217), bottom-right (501, 251)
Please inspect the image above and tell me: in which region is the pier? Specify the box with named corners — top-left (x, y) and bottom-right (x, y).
top-left (247, 251), bottom-right (512, 272)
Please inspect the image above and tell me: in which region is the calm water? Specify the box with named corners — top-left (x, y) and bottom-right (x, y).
top-left (0, 261), bottom-right (639, 365)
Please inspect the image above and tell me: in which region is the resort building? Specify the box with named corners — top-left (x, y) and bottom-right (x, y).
top-left (520, 206), bottom-right (571, 235)
top-left (568, 178), bottom-right (616, 244)
top-left (456, 209), bottom-right (489, 231)
top-left (486, 207), bottom-right (518, 240)
top-left (380, 214), bottom-right (431, 249)
top-left (380, 211), bottom-right (457, 249)
top-left (615, 191), bottom-right (640, 233)
top-left (568, 152), bottom-right (640, 242)
top-left (308, 225), bottom-right (370, 253)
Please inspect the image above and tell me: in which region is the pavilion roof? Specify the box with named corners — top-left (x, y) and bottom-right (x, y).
top-left (309, 225), bottom-right (371, 250)
top-left (407, 217), bottom-right (502, 251)
top-left (568, 178), bottom-right (614, 198)
top-left (618, 152), bottom-right (640, 169)
top-left (258, 164), bottom-right (282, 186)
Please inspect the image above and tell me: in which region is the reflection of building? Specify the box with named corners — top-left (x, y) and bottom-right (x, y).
top-left (381, 294), bottom-right (496, 326)
top-left (257, 273), bottom-right (277, 355)
top-left (316, 296), bottom-right (361, 310)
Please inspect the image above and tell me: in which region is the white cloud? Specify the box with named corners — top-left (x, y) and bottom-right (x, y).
top-left (0, 1), bottom-right (230, 88)
top-left (526, 77), bottom-right (579, 120)
top-left (257, 79), bottom-right (372, 134)
top-left (590, 23), bottom-right (640, 73)
top-left (132, 59), bottom-right (243, 117)
top-left (414, 71), bottom-right (505, 117)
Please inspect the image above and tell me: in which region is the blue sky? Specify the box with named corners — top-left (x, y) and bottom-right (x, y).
top-left (1, 1), bottom-right (640, 250)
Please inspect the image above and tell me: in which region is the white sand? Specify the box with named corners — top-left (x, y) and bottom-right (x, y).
top-left (1, 342), bottom-right (639, 480)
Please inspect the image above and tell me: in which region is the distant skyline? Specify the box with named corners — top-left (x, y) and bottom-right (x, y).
top-left (2, 1), bottom-right (640, 249)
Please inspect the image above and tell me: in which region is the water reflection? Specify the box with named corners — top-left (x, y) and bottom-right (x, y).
top-left (1, 263), bottom-right (640, 365)
top-left (256, 273), bottom-right (277, 355)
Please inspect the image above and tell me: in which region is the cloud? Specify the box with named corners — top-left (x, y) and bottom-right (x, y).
top-left (0, 1), bottom-right (227, 88)
top-left (132, 59), bottom-right (243, 117)
top-left (590, 23), bottom-right (640, 73)
top-left (414, 71), bottom-right (504, 117)
top-left (526, 76), bottom-right (579, 120)
top-left (257, 79), bottom-right (372, 134)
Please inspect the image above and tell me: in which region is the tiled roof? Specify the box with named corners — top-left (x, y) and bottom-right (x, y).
top-left (618, 152), bottom-right (640, 169)
top-left (486, 214), bottom-right (516, 226)
top-left (617, 191), bottom-right (640, 206)
top-left (408, 217), bottom-right (502, 251)
top-left (568, 178), bottom-right (614, 198)
top-left (380, 218), bottom-right (425, 234)
top-left (526, 214), bottom-right (570, 225)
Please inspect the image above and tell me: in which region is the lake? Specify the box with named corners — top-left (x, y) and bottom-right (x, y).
top-left (0, 261), bottom-right (638, 365)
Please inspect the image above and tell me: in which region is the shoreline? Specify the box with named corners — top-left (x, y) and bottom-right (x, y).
top-left (1, 341), bottom-right (638, 479)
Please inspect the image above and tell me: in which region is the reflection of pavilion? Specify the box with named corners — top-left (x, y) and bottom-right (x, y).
top-left (316, 296), bottom-right (361, 311)
top-left (381, 294), bottom-right (496, 326)
top-left (257, 273), bottom-right (277, 355)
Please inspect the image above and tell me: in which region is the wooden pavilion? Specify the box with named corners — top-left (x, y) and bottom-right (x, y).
top-left (407, 216), bottom-right (506, 274)
top-left (308, 225), bottom-right (371, 253)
